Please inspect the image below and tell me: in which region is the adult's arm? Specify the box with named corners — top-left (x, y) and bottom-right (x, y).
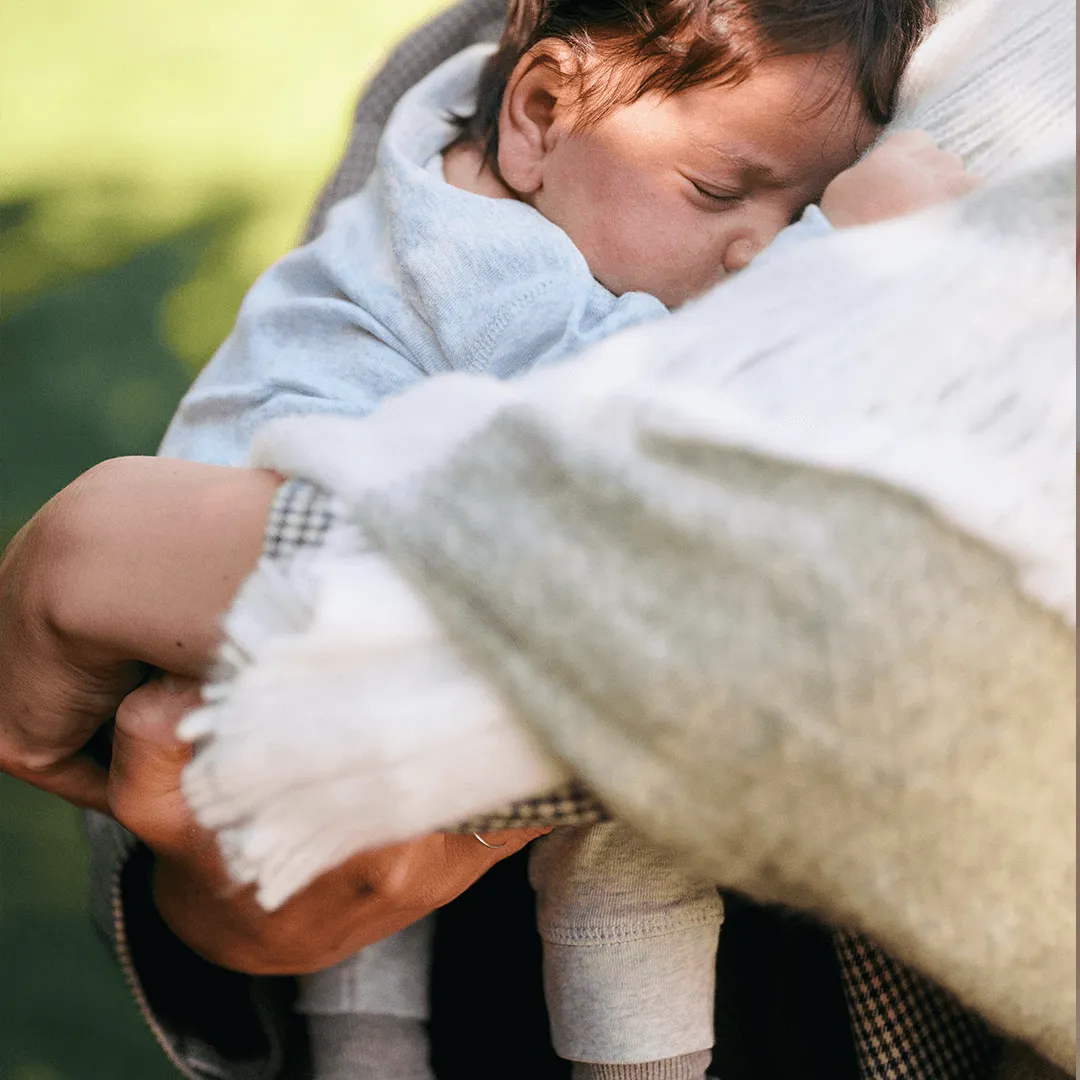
top-left (0, 457), bottom-right (544, 1079)
top-left (0, 457), bottom-right (280, 811)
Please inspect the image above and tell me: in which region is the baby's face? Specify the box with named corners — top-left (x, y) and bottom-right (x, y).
top-left (523, 53), bottom-right (875, 307)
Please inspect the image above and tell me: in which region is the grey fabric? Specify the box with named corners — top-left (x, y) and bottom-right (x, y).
top-left (529, 822), bottom-right (722, 1063)
top-left (298, 916), bottom-right (434, 1018)
top-left (307, 1014), bottom-right (434, 1080)
top-left (357, 430), bottom-right (1072, 1064)
top-left (572, 1049), bottom-right (713, 1080)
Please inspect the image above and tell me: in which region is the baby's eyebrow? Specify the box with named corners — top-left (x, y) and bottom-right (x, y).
top-left (700, 144), bottom-right (791, 186)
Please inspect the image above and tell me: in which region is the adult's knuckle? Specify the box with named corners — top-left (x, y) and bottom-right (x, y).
top-left (116, 678), bottom-right (196, 736)
top-left (364, 859), bottom-right (414, 902)
top-left (37, 571), bottom-right (88, 647)
top-left (1, 738), bottom-right (67, 777)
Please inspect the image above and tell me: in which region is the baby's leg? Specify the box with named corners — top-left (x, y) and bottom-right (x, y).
top-left (298, 916), bottom-right (435, 1080)
top-left (529, 823), bottom-right (723, 1080)
top-left (308, 1015), bottom-right (433, 1080)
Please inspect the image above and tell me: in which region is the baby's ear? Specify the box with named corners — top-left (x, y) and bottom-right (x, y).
top-left (497, 41), bottom-right (579, 195)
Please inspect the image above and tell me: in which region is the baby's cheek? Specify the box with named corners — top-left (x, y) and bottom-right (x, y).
top-left (592, 196), bottom-right (690, 285)
top-left (624, 226), bottom-right (730, 307)
top-left (548, 167), bottom-right (721, 303)
top-left (589, 228), bottom-right (675, 297)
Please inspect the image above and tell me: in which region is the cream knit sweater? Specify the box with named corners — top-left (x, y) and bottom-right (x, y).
top-left (180, 0), bottom-right (1076, 1068)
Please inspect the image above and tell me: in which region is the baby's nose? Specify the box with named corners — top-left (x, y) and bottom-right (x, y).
top-left (722, 237), bottom-right (759, 274)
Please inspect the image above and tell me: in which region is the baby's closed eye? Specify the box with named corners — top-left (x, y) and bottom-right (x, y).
top-left (684, 175), bottom-right (744, 208)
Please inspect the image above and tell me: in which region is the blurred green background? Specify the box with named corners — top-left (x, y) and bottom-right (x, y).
top-left (1, 2), bottom-right (448, 1076)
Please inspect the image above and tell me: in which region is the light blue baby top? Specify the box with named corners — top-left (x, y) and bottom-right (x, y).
top-left (160, 44), bottom-right (674, 465)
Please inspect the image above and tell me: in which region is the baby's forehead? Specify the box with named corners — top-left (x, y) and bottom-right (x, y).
top-left (643, 57), bottom-right (871, 174)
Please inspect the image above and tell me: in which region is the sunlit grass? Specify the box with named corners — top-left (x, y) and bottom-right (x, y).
top-left (1, 0), bottom-right (449, 366)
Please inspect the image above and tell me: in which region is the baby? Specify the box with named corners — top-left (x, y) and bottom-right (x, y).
top-left (161, 1), bottom-right (975, 1077)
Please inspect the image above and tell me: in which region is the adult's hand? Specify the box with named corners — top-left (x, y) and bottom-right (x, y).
top-left (110, 675), bottom-right (546, 974)
top-left (0, 456), bottom-right (282, 812)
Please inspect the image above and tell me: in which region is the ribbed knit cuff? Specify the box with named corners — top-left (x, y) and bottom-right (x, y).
top-left (571, 1049), bottom-right (713, 1079)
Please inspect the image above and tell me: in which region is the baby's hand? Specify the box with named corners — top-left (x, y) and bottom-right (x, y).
top-left (820, 130), bottom-right (979, 228)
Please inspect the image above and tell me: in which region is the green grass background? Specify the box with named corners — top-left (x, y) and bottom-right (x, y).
top-left (1, 3), bottom-right (448, 1076)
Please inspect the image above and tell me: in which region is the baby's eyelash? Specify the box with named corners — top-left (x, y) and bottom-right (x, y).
top-left (691, 181), bottom-right (741, 205)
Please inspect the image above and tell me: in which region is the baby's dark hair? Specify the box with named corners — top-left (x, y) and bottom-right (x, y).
top-left (457, 0), bottom-right (932, 166)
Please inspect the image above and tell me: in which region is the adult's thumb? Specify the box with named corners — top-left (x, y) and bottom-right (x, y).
top-left (108, 675), bottom-right (202, 851)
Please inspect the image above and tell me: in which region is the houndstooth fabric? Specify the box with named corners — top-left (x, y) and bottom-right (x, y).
top-left (263, 479), bottom-right (345, 559)
top-left (450, 781), bottom-right (609, 833)
top-left (280, 4), bottom-right (1006, 1073)
top-left (835, 931), bottom-right (999, 1079)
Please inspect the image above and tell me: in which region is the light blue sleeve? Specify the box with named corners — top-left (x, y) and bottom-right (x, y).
top-left (395, 232), bottom-right (669, 382)
top-left (159, 205), bottom-right (428, 468)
